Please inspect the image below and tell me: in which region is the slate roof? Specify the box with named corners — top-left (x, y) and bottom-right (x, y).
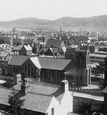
top-left (0, 86), bottom-right (52, 113)
top-left (14, 82), bottom-right (64, 102)
top-left (21, 93), bottom-right (53, 113)
top-left (8, 55), bottom-right (28, 66)
top-left (14, 83), bottom-right (59, 96)
top-left (0, 83), bottom-right (65, 113)
top-left (45, 39), bottom-right (62, 48)
top-left (13, 45), bottom-right (32, 51)
top-left (0, 51), bottom-right (10, 57)
top-left (13, 45), bottom-right (23, 51)
top-left (38, 57), bottom-right (71, 70)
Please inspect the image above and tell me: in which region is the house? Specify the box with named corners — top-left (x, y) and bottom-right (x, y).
top-left (8, 53), bottom-right (90, 86)
top-left (45, 39), bottom-right (66, 54)
top-left (21, 57), bottom-right (71, 83)
top-left (0, 79), bottom-right (73, 115)
top-left (0, 50), bottom-right (11, 62)
top-left (8, 55), bottom-right (28, 74)
top-left (12, 44), bottom-right (32, 56)
top-left (44, 48), bottom-right (58, 57)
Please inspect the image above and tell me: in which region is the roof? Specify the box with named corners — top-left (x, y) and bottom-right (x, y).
top-left (45, 39), bottom-right (62, 48)
top-left (65, 48), bottom-right (75, 55)
top-left (0, 88), bottom-right (11, 106)
top-left (13, 45), bottom-right (32, 51)
top-left (14, 83), bottom-right (65, 105)
top-left (8, 55), bottom-right (28, 66)
top-left (0, 51), bottom-right (10, 57)
top-left (38, 57), bottom-right (71, 70)
top-left (24, 45), bottom-right (32, 51)
top-left (13, 45), bottom-right (23, 51)
top-left (30, 57), bottom-right (41, 69)
top-left (0, 83), bottom-right (65, 113)
top-left (21, 93), bottom-right (53, 113)
top-left (14, 83), bottom-right (59, 96)
top-left (0, 87), bottom-right (52, 113)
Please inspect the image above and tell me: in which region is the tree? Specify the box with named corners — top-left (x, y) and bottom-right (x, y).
top-left (0, 61), bottom-right (8, 75)
top-left (8, 88), bottom-right (25, 115)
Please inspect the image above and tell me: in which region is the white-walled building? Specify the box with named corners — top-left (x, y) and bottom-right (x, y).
top-left (0, 80), bottom-right (73, 115)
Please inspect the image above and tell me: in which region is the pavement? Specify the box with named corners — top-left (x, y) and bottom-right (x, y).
top-left (71, 91), bottom-right (104, 101)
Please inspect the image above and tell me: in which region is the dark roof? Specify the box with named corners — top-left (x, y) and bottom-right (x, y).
top-left (65, 48), bottom-right (75, 55)
top-left (14, 83), bottom-right (64, 105)
top-left (0, 83), bottom-right (65, 113)
top-left (14, 83), bottom-right (59, 96)
top-left (38, 57), bottom-right (71, 70)
top-left (45, 39), bottom-right (62, 48)
top-left (13, 45), bottom-right (23, 51)
top-left (0, 87), bottom-right (52, 113)
top-left (21, 93), bottom-right (53, 113)
top-left (8, 55), bottom-right (28, 66)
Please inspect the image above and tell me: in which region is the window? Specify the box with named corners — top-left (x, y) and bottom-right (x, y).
top-left (51, 108), bottom-right (54, 115)
top-left (4, 57), bottom-right (6, 60)
top-left (13, 66), bottom-right (15, 73)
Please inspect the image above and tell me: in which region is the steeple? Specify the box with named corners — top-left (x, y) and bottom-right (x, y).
top-left (59, 27), bottom-right (62, 40)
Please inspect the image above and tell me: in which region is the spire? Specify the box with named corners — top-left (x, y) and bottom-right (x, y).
top-left (59, 27), bottom-right (62, 40)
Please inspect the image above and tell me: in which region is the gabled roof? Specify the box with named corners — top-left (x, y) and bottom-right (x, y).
top-left (13, 45), bottom-right (23, 51)
top-left (8, 55), bottom-right (28, 66)
top-left (0, 87), bottom-right (53, 113)
top-left (13, 45), bottom-right (32, 51)
top-left (0, 51), bottom-right (10, 57)
top-left (24, 45), bottom-right (32, 51)
top-left (30, 57), bottom-right (41, 69)
top-left (14, 83), bottom-right (59, 96)
top-left (14, 83), bottom-right (65, 107)
top-left (45, 39), bottom-right (62, 48)
top-left (0, 82), bottom-right (66, 113)
top-left (30, 57), bottom-right (71, 70)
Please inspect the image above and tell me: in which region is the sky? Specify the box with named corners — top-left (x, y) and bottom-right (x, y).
top-left (0, 0), bottom-right (107, 21)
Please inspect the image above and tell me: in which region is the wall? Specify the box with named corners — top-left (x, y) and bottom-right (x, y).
top-left (26, 50), bottom-right (32, 56)
top-left (19, 47), bottom-right (26, 55)
top-left (46, 96), bottom-right (59, 115)
top-left (59, 91), bottom-right (73, 115)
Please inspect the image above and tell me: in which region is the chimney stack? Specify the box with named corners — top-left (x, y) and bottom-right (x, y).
top-left (21, 78), bottom-right (30, 95)
top-left (61, 80), bottom-right (69, 92)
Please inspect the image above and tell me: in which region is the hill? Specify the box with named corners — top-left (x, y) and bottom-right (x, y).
top-left (0, 15), bottom-right (107, 30)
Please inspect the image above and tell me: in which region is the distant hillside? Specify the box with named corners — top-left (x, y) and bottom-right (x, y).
top-left (0, 15), bottom-right (107, 30)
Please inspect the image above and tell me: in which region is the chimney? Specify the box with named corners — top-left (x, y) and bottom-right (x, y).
top-left (21, 78), bottom-right (30, 95)
top-left (61, 80), bottom-right (69, 92)
top-left (16, 74), bottom-right (21, 84)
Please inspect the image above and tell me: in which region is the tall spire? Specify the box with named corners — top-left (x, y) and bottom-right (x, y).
top-left (59, 27), bottom-right (62, 40)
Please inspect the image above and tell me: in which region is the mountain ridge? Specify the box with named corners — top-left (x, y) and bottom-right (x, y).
top-left (0, 15), bottom-right (107, 29)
